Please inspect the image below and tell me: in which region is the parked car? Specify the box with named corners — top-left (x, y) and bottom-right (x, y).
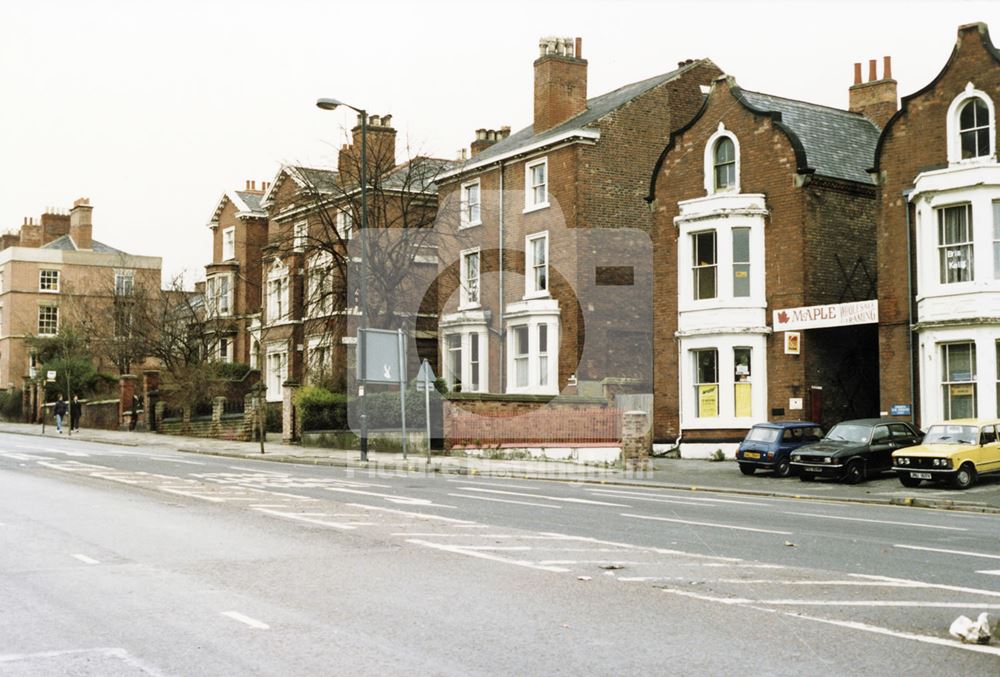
top-left (790, 418), bottom-right (922, 484)
top-left (735, 421), bottom-right (823, 477)
top-left (892, 419), bottom-right (1000, 489)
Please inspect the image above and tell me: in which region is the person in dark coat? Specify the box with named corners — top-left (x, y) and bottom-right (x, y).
top-left (53, 394), bottom-right (67, 433)
top-left (70, 395), bottom-right (82, 432)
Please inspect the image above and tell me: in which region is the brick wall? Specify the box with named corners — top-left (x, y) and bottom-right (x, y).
top-left (444, 395), bottom-right (618, 447)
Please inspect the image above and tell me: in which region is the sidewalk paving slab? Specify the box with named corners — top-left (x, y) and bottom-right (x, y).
top-left (3, 422), bottom-right (998, 514)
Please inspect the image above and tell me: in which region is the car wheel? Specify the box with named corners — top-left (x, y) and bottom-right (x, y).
top-left (773, 457), bottom-right (791, 478)
top-left (738, 463), bottom-right (755, 476)
top-left (898, 475), bottom-right (922, 488)
top-left (950, 463), bottom-right (977, 490)
top-left (842, 460), bottom-right (866, 485)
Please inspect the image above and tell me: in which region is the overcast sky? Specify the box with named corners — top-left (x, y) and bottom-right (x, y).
top-left (2, 0), bottom-right (998, 286)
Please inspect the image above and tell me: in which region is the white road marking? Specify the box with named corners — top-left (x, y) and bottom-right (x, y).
top-left (346, 503), bottom-right (476, 524)
top-left (761, 600), bottom-right (1000, 609)
top-left (460, 487), bottom-right (629, 507)
top-left (221, 611), bottom-right (270, 629)
top-left (590, 488), bottom-right (768, 507)
top-left (252, 508), bottom-right (359, 530)
top-left (147, 457), bottom-right (205, 465)
top-left (448, 479), bottom-right (541, 490)
top-left (447, 493), bottom-right (562, 509)
top-left (537, 531), bottom-right (745, 562)
top-left (71, 554), bottom-right (99, 564)
top-left (894, 544), bottom-right (1000, 560)
top-left (457, 546), bottom-right (533, 551)
top-left (0, 648), bottom-right (170, 675)
top-left (621, 513), bottom-right (793, 535)
top-left (324, 486), bottom-right (451, 507)
top-left (977, 570), bottom-right (1000, 576)
top-left (849, 573), bottom-right (1000, 599)
top-left (788, 611), bottom-right (1000, 657)
top-left (714, 579), bottom-right (924, 587)
top-left (788, 511), bottom-right (967, 531)
top-left (660, 588), bottom-right (752, 605)
top-left (406, 539), bottom-right (569, 573)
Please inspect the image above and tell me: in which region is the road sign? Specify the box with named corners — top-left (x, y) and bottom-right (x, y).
top-left (358, 328), bottom-right (403, 384)
top-left (890, 404), bottom-right (912, 416)
top-left (46, 370), bottom-right (56, 382)
top-left (415, 360), bottom-right (436, 390)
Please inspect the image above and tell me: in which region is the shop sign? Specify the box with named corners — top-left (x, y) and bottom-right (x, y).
top-left (773, 300), bottom-right (878, 331)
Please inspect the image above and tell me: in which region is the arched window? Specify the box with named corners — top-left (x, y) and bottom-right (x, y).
top-left (960, 98), bottom-right (991, 159)
top-left (714, 137), bottom-right (736, 190)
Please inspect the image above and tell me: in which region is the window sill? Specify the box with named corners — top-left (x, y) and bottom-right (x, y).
top-left (459, 220), bottom-right (483, 230)
top-left (522, 202), bottom-right (550, 215)
top-left (38, 289), bottom-right (60, 294)
top-left (457, 302), bottom-right (482, 312)
top-left (521, 291), bottom-right (551, 301)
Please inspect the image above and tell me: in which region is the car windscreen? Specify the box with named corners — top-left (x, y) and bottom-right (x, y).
top-left (824, 423), bottom-right (871, 444)
top-left (745, 427), bottom-right (780, 443)
top-left (923, 425), bottom-right (978, 445)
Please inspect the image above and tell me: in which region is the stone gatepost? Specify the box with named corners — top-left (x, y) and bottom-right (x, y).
top-left (154, 401), bottom-right (165, 433)
top-left (118, 375), bottom-right (138, 431)
top-left (210, 396), bottom-right (225, 438)
top-left (282, 380), bottom-right (299, 444)
top-left (142, 370), bottom-right (160, 431)
top-left (621, 410), bottom-right (651, 471)
top-left (21, 377), bottom-right (33, 423)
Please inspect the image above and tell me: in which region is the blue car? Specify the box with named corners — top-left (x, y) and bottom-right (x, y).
top-left (735, 421), bottom-right (824, 477)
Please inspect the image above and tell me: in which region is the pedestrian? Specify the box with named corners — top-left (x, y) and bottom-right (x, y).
top-left (70, 395), bottom-right (82, 432)
top-left (53, 394), bottom-right (67, 434)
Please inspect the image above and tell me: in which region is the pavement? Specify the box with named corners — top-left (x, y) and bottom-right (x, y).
top-left (3, 420), bottom-right (999, 514)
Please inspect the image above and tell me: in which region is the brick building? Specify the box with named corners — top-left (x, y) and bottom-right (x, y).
top-left (204, 181), bottom-right (270, 365)
top-left (257, 116), bottom-right (448, 403)
top-left (875, 23), bottom-right (1000, 426)
top-left (647, 71), bottom-right (885, 456)
top-left (0, 198), bottom-right (161, 390)
top-left (435, 37), bottom-right (721, 398)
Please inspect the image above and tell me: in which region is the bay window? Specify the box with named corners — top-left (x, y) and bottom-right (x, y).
top-left (942, 342), bottom-right (977, 419)
top-left (693, 231), bottom-right (717, 300)
top-left (938, 204), bottom-right (974, 283)
top-left (694, 349), bottom-right (719, 418)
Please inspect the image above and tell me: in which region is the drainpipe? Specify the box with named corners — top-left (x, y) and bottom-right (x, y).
top-left (903, 188), bottom-right (916, 426)
top-left (498, 159), bottom-right (506, 392)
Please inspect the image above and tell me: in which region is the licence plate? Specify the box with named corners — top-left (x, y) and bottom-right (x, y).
top-left (744, 452), bottom-right (760, 459)
top-left (911, 472), bottom-right (932, 480)
top-left (805, 467), bottom-right (821, 472)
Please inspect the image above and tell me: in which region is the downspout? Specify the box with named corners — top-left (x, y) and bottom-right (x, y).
top-left (903, 188), bottom-right (915, 426)
top-left (498, 159), bottom-right (505, 392)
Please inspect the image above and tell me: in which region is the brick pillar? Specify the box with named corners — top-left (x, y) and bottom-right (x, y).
top-left (211, 396), bottom-right (225, 438)
top-left (154, 401), bottom-right (165, 433)
top-left (242, 393), bottom-right (257, 442)
top-left (282, 381), bottom-right (299, 443)
top-left (181, 405), bottom-right (191, 435)
top-left (621, 410), bottom-right (651, 471)
top-left (21, 377), bottom-right (33, 422)
top-left (142, 370), bottom-right (160, 431)
top-left (119, 375), bottom-right (138, 431)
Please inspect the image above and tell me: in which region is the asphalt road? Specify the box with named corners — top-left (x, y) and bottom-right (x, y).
top-left (2, 432), bottom-right (999, 676)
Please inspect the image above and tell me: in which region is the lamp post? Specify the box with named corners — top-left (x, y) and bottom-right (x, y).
top-left (316, 97), bottom-right (369, 462)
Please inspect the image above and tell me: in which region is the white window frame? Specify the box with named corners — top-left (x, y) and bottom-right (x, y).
top-left (679, 335), bottom-right (767, 428)
top-left (505, 312), bottom-right (559, 395)
top-left (459, 247), bottom-right (481, 309)
top-left (460, 179), bottom-right (482, 228)
top-left (265, 343), bottom-right (288, 402)
top-left (115, 269), bottom-right (134, 296)
top-left (222, 227), bottom-right (236, 261)
top-left (941, 341), bottom-right (978, 419)
top-left (692, 230), bottom-right (718, 301)
top-left (946, 85), bottom-right (997, 165)
top-left (524, 157), bottom-right (549, 212)
top-left (524, 232), bottom-right (549, 299)
top-left (38, 305), bottom-right (58, 336)
top-left (306, 336), bottom-right (332, 383)
top-left (39, 269), bottom-right (60, 293)
top-left (336, 210), bottom-right (354, 241)
top-left (306, 252), bottom-right (334, 319)
top-left (293, 221), bottom-right (308, 252)
top-left (703, 125), bottom-right (741, 195)
top-left (937, 203), bottom-right (974, 284)
top-left (993, 200), bottom-right (1000, 280)
top-left (217, 337), bottom-right (232, 363)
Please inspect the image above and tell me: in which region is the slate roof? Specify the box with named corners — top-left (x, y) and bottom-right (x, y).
top-left (382, 157), bottom-right (458, 193)
top-left (737, 90), bottom-right (881, 185)
top-left (461, 60), bottom-right (710, 168)
top-left (234, 190), bottom-right (265, 213)
top-left (42, 235), bottom-right (125, 254)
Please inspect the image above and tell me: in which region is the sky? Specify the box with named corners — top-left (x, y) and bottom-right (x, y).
top-left (2, 0), bottom-right (999, 286)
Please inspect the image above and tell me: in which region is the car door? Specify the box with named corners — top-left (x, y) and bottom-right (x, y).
top-left (979, 425), bottom-right (1000, 474)
top-left (869, 425), bottom-right (894, 470)
top-left (889, 423), bottom-right (920, 452)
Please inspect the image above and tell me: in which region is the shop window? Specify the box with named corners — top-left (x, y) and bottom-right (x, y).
top-left (694, 348), bottom-right (718, 417)
top-left (938, 204), bottom-right (974, 283)
top-left (734, 347), bottom-right (752, 418)
top-left (693, 231), bottom-right (717, 300)
top-left (732, 228), bottom-right (750, 297)
top-left (942, 342), bottom-right (976, 419)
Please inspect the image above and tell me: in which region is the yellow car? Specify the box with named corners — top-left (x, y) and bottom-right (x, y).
top-left (892, 419), bottom-right (1000, 489)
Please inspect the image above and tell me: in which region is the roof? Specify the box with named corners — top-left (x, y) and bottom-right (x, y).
top-left (381, 157), bottom-right (458, 194)
top-left (42, 235), bottom-right (126, 254)
top-left (735, 89), bottom-right (881, 184)
top-left (448, 60), bottom-right (712, 174)
top-left (754, 420), bottom-right (821, 429)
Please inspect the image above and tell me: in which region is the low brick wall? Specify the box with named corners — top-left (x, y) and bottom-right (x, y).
top-left (444, 394), bottom-right (621, 449)
top-left (79, 399), bottom-right (120, 430)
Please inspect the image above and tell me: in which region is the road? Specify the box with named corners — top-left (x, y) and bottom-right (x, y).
top-left (1, 432), bottom-right (998, 675)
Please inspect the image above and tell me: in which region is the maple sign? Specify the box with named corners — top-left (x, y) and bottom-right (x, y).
top-left (771, 300), bottom-right (878, 332)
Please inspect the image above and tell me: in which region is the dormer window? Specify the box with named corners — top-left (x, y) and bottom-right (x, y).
top-left (960, 98), bottom-right (990, 159)
top-left (714, 137), bottom-right (736, 190)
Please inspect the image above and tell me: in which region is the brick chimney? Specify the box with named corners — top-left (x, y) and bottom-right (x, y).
top-left (338, 113), bottom-right (397, 183)
top-left (849, 56), bottom-right (897, 129)
top-left (19, 217), bottom-right (41, 248)
top-left (69, 198), bottom-right (93, 250)
top-left (40, 208), bottom-right (70, 245)
top-left (470, 126), bottom-right (511, 157)
top-left (534, 36), bottom-right (587, 133)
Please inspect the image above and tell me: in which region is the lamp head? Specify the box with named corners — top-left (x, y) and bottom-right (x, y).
top-left (316, 97), bottom-right (344, 111)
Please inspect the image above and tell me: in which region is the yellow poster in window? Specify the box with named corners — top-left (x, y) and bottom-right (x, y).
top-left (698, 384), bottom-right (718, 417)
top-left (951, 384), bottom-right (974, 397)
top-left (735, 383), bottom-right (752, 418)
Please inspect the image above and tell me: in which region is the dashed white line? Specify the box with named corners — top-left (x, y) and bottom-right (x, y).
top-left (894, 544), bottom-right (1000, 560)
top-left (977, 570), bottom-right (1000, 576)
top-left (346, 503), bottom-right (476, 524)
top-left (406, 539), bottom-right (569, 573)
top-left (460, 487), bottom-right (629, 507)
top-left (788, 512), bottom-right (967, 531)
top-left (849, 573), bottom-right (1000, 599)
top-left (447, 493), bottom-right (562, 509)
top-left (621, 513), bottom-right (793, 535)
top-left (447, 479), bottom-right (541, 490)
top-left (221, 611), bottom-right (270, 629)
top-left (71, 554), bottom-right (99, 565)
top-left (252, 508), bottom-right (359, 530)
top-left (761, 600), bottom-right (1000, 609)
top-left (590, 488), bottom-right (767, 507)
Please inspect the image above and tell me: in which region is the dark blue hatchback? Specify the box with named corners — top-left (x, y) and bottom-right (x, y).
top-left (735, 421), bottom-right (824, 477)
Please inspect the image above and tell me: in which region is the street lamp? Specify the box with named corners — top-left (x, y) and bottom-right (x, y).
top-left (316, 96), bottom-right (370, 462)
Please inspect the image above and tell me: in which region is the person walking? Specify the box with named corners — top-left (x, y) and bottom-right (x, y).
top-left (53, 394), bottom-right (67, 434)
top-left (70, 395), bottom-right (82, 432)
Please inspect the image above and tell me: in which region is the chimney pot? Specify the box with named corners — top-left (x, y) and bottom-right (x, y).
top-left (883, 55), bottom-right (892, 80)
top-left (382, 114), bottom-right (391, 127)
top-left (868, 59), bottom-right (877, 82)
top-left (853, 63), bottom-right (862, 85)
top-left (575, 37), bottom-right (582, 59)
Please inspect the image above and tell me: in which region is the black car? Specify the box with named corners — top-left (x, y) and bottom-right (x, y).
top-left (790, 418), bottom-right (922, 484)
